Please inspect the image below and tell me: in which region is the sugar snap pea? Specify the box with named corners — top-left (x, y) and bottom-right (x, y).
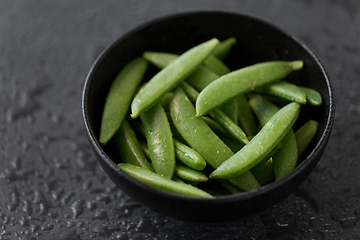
top-left (300, 86), bottom-right (322, 106)
top-left (202, 55), bottom-right (231, 76)
top-left (212, 37), bottom-right (237, 60)
top-left (182, 82), bottom-right (248, 143)
top-left (144, 51), bottom-right (239, 123)
top-left (118, 163), bottom-right (213, 198)
top-left (159, 92), bottom-right (174, 111)
top-left (201, 116), bottom-right (229, 137)
top-left (248, 96), bottom-right (298, 179)
top-left (140, 104), bottom-right (175, 179)
top-left (210, 102), bottom-right (301, 179)
top-left (180, 82), bottom-right (248, 144)
top-left (236, 94), bottom-right (258, 137)
top-left (196, 60), bottom-right (304, 117)
top-left (170, 87), bottom-right (260, 191)
top-left (251, 158), bottom-right (274, 185)
top-left (131, 38), bottom-right (219, 118)
top-left (113, 120), bottom-right (153, 171)
top-left (173, 139), bottom-right (207, 171)
top-left (255, 81), bottom-right (307, 104)
top-left (249, 96), bottom-right (280, 127)
top-left (133, 119), bottom-right (207, 171)
top-left (99, 57), bottom-right (148, 144)
top-left (272, 129), bottom-right (298, 180)
top-left (295, 119), bottom-right (319, 157)
top-left (143, 52), bottom-right (177, 69)
top-left (174, 163), bottom-right (209, 182)
top-left (144, 50), bottom-right (230, 76)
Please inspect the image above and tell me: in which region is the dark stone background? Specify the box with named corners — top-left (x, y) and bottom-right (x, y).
top-left (0, 1), bottom-right (359, 239)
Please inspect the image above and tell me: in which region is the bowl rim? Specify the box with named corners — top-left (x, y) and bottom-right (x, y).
top-left (82, 9), bottom-right (335, 204)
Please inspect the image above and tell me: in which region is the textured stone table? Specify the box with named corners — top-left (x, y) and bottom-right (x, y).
top-left (0, 1), bottom-right (359, 239)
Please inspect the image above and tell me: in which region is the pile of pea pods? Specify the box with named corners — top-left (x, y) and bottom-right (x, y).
top-left (99, 38), bottom-right (321, 198)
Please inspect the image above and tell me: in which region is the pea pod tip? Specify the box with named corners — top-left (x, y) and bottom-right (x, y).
top-left (291, 60), bottom-right (304, 71)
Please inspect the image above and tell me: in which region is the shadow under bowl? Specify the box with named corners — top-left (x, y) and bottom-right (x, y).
top-left (82, 10), bottom-right (335, 222)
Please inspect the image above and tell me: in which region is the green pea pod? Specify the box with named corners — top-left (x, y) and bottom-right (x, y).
top-left (236, 94), bottom-right (258, 137)
top-left (140, 104), bottom-right (175, 179)
top-left (118, 163), bottom-right (213, 198)
top-left (273, 129), bottom-right (298, 180)
top-left (174, 163), bottom-right (209, 182)
top-left (251, 158), bottom-right (274, 185)
top-left (170, 87), bottom-right (260, 191)
top-left (295, 119), bottom-right (319, 157)
top-left (172, 176), bottom-right (185, 183)
top-left (99, 57), bottom-right (148, 144)
top-left (134, 119), bottom-right (205, 170)
top-left (143, 52), bottom-right (177, 69)
top-left (300, 86), bottom-right (322, 106)
top-left (139, 138), bottom-right (151, 158)
top-left (113, 120), bottom-right (153, 171)
top-left (255, 81), bottom-right (307, 104)
top-left (248, 96), bottom-right (299, 180)
top-left (143, 51), bottom-right (238, 123)
top-left (210, 102), bottom-right (301, 179)
top-left (249, 96), bottom-right (280, 127)
top-left (196, 60), bottom-right (304, 117)
top-left (202, 116), bottom-right (229, 137)
top-left (131, 38), bottom-right (219, 118)
top-left (203, 55), bottom-right (231, 76)
top-left (208, 109), bottom-right (249, 145)
top-left (212, 37), bottom-right (237, 60)
top-left (218, 98), bottom-right (239, 125)
top-left (173, 139), bottom-right (207, 171)
top-left (181, 82), bottom-right (248, 145)
top-left (143, 51), bottom-right (230, 77)
top-left (185, 65), bottom-right (219, 90)
top-left (159, 92), bottom-right (174, 111)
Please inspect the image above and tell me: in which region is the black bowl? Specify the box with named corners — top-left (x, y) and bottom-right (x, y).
top-left (82, 10), bottom-right (334, 222)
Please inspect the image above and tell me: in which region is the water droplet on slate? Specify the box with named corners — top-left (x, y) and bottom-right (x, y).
top-left (22, 200), bottom-right (32, 215)
top-left (10, 157), bottom-right (21, 169)
top-left (19, 216), bottom-right (29, 226)
top-left (0, 168), bottom-right (18, 182)
top-left (61, 191), bottom-right (74, 205)
top-left (93, 209), bottom-right (107, 220)
top-left (41, 223), bottom-right (53, 231)
top-left (96, 193), bottom-right (110, 203)
top-left (86, 201), bottom-right (96, 210)
top-left (70, 200), bottom-right (84, 219)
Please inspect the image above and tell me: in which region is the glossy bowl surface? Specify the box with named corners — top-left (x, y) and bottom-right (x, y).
top-left (82, 10), bottom-right (334, 222)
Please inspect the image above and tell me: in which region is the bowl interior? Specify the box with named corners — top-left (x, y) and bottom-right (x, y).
top-left (83, 11), bottom-right (334, 222)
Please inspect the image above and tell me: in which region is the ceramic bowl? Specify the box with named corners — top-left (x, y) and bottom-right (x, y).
top-left (82, 11), bottom-right (334, 222)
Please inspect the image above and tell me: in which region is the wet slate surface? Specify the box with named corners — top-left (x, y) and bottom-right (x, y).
top-left (0, 1), bottom-right (359, 239)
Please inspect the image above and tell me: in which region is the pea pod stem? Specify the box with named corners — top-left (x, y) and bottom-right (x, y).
top-left (210, 102), bottom-right (301, 179)
top-left (118, 163), bottom-right (213, 198)
top-left (99, 57), bottom-right (148, 144)
top-left (196, 60), bottom-right (304, 117)
top-left (131, 38), bottom-right (220, 118)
